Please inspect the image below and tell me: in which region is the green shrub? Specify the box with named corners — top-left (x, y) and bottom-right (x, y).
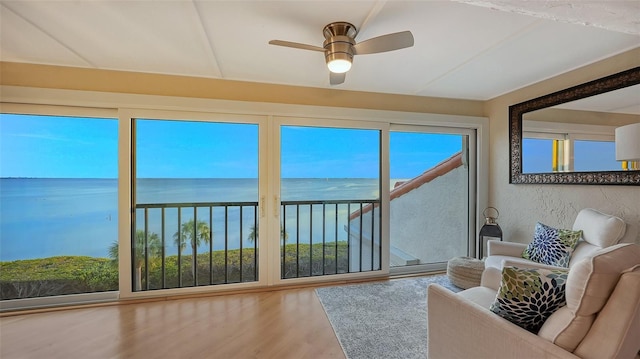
top-left (0, 241), bottom-right (351, 299)
top-left (0, 256), bottom-right (118, 300)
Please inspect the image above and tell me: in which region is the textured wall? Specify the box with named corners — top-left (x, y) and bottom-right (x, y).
top-left (486, 49), bottom-right (640, 245)
top-left (389, 166), bottom-right (469, 263)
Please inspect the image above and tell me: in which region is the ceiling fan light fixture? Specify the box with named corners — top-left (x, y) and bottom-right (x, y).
top-left (327, 57), bottom-right (352, 73)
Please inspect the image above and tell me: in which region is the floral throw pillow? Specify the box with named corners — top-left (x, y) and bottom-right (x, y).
top-left (490, 266), bottom-right (569, 333)
top-left (522, 222), bottom-right (582, 268)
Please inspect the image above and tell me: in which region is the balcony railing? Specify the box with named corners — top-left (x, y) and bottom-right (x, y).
top-left (281, 199), bottom-right (381, 279)
top-left (134, 198), bottom-right (381, 291)
top-left (134, 201), bottom-right (259, 291)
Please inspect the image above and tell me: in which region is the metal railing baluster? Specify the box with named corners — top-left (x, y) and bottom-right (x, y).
top-left (347, 203), bottom-right (351, 273)
top-left (193, 207), bottom-right (197, 287)
top-left (322, 203), bottom-right (326, 275)
top-left (359, 202), bottom-right (363, 272)
top-left (282, 205), bottom-right (286, 279)
top-left (144, 208), bottom-right (149, 290)
top-left (239, 206), bottom-right (244, 283)
top-left (309, 204), bottom-right (313, 277)
top-left (177, 208), bottom-right (182, 288)
top-left (335, 203), bottom-right (338, 274)
top-left (371, 203), bottom-right (375, 270)
top-left (296, 204), bottom-right (300, 278)
top-left (253, 205), bottom-right (258, 281)
top-left (224, 205), bottom-right (228, 284)
top-left (161, 208), bottom-right (166, 289)
top-left (209, 206), bottom-right (213, 285)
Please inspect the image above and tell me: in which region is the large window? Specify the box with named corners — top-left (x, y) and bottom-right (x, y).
top-left (1, 103), bottom-right (485, 309)
top-left (280, 125), bottom-right (381, 279)
top-left (133, 118), bottom-right (259, 291)
top-left (0, 114), bottom-right (118, 300)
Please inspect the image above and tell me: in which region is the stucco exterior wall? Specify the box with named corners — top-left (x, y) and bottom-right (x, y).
top-left (389, 166), bottom-right (469, 264)
top-left (485, 48), bottom-right (640, 246)
top-left (348, 165), bottom-right (468, 269)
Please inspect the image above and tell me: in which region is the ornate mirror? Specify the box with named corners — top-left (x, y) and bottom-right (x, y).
top-left (509, 67), bottom-right (640, 185)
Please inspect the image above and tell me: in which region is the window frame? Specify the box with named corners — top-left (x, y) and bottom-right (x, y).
top-left (388, 124), bottom-right (477, 275)
top-left (523, 120), bottom-right (617, 173)
top-left (1, 87), bottom-right (489, 309)
top-left (0, 104), bottom-right (120, 311)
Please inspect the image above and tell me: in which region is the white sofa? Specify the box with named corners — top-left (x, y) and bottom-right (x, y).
top-left (427, 243), bottom-right (640, 359)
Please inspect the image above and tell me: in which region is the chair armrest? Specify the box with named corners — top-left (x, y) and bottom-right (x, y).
top-left (502, 259), bottom-right (566, 271)
top-left (487, 241), bottom-right (527, 257)
top-left (480, 267), bottom-right (502, 291)
top-left (427, 284), bottom-right (578, 359)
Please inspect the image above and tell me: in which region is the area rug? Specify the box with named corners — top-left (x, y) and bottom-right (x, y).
top-left (315, 275), bottom-right (461, 359)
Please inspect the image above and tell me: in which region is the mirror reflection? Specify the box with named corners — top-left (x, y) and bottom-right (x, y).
top-left (521, 85), bottom-right (640, 174)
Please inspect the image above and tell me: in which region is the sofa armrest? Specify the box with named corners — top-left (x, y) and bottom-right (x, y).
top-left (487, 241), bottom-right (527, 257)
top-left (427, 284), bottom-right (579, 359)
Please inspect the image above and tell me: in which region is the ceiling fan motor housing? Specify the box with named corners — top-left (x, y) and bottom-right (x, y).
top-left (324, 36), bottom-right (355, 64)
top-left (323, 22), bottom-right (357, 70)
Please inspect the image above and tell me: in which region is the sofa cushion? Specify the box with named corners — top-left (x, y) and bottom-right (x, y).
top-left (490, 266), bottom-right (569, 333)
top-left (538, 243), bottom-right (640, 352)
top-left (522, 222), bottom-right (582, 268)
top-left (571, 208), bottom-right (626, 248)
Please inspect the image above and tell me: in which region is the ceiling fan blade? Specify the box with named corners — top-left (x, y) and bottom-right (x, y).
top-left (268, 40), bottom-right (325, 52)
top-left (330, 72), bottom-right (346, 85)
top-left (352, 31), bottom-right (414, 55)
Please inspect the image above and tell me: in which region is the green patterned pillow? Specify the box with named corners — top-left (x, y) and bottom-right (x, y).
top-left (522, 222), bottom-right (582, 268)
top-left (490, 266), bottom-right (569, 333)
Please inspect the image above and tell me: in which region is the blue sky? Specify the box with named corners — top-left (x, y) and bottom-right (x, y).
top-left (0, 114), bottom-right (118, 178)
top-left (1, 114), bottom-right (464, 179)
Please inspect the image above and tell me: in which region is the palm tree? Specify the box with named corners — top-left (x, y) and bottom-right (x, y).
top-left (173, 219), bottom-right (211, 277)
top-left (109, 229), bottom-right (161, 291)
top-left (247, 224), bottom-right (288, 243)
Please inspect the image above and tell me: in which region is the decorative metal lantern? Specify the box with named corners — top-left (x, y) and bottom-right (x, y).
top-left (479, 207), bottom-right (502, 258)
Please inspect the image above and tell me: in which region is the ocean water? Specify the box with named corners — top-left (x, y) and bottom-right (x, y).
top-left (0, 178), bottom-right (380, 261)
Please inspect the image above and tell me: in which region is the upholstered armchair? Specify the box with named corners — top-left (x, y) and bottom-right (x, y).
top-left (427, 243), bottom-right (640, 359)
top-left (482, 208), bottom-right (629, 289)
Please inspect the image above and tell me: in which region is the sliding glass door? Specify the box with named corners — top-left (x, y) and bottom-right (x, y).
top-left (279, 124), bottom-right (382, 279)
top-left (389, 127), bottom-right (474, 271)
top-left (132, 118), bottom-right (259, 291)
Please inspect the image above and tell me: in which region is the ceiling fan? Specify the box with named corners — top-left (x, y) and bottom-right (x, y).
top-left (269, 21), bottom-right (414, 85)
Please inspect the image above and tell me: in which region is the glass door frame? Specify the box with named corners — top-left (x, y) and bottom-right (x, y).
top-left (118, 108), bottom-right (268, 299)
top-left (268, 116), bottom-right (391, 286)
top-left (0, 104), bottom-right (120, 312)
top-left (388, 124), bottom-right (477, 275)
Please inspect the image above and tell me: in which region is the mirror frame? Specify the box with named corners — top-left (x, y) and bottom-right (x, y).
top-left (509, 66), bottom-right (640, 185)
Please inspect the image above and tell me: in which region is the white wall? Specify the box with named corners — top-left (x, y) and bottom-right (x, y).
top-left (486, 49), bottom-right (640, 245)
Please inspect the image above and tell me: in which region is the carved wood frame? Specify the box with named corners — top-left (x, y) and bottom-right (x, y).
top-left (509, 66), bottom-right (640, 185)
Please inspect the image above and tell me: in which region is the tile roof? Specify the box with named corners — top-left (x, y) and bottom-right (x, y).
top-left (350, 152), bottom-right (463, 220)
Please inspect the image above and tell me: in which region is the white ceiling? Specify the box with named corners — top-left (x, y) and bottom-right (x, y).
top-left (1, 0), bottom-right (639, 101)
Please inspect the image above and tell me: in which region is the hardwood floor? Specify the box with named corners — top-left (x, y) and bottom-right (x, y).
top-left (0, 287), bottom-right (346, 359)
